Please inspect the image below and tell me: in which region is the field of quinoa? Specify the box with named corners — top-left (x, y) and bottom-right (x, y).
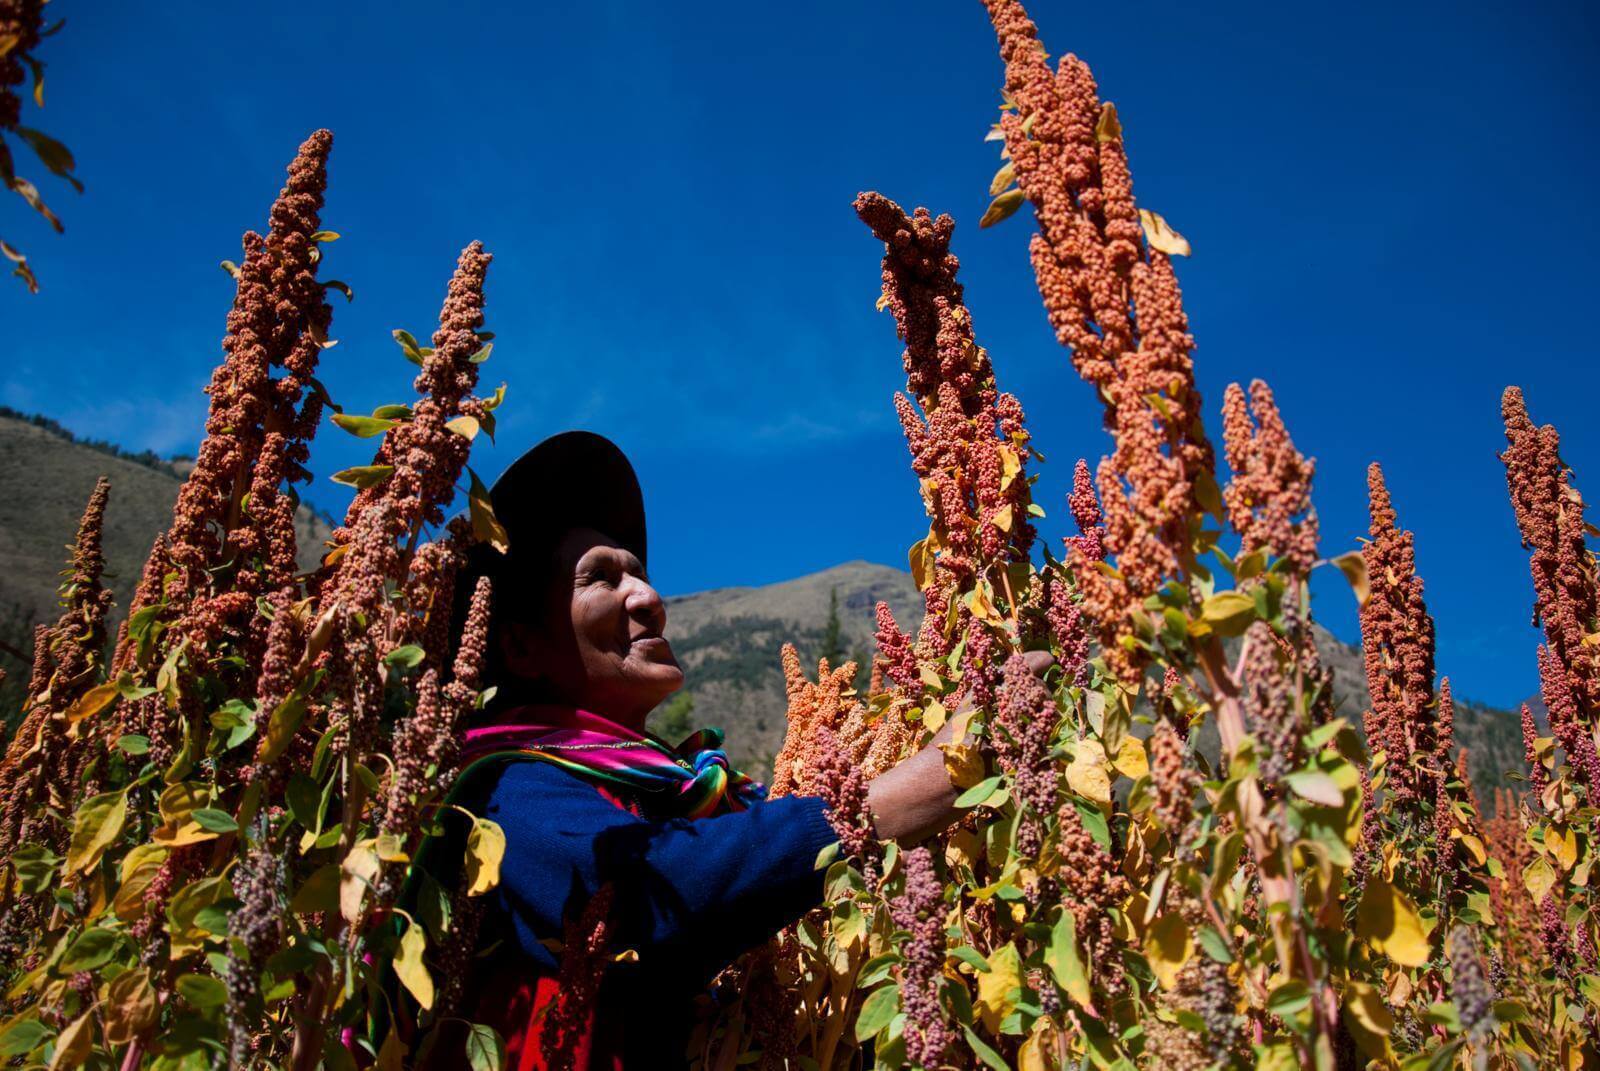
top-left (0, 0), bottom-right (1595, 1068)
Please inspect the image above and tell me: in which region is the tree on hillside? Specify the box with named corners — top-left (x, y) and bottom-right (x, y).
top-left (819, 587), bottom-right (843, 667)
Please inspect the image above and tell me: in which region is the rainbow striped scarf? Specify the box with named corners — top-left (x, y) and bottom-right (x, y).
top-left (457, 706), bottom-right (766, 820)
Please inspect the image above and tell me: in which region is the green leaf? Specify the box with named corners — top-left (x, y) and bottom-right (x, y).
top-left (1199, 591), bottom-right (1256, 637)
top-left (15, 127), bottom-right (79, 186)
top-left (330, 464), bottom-right (395, 490)
top-left (310, 230), bottom-right (341, 243)
top-left (191, 808), bottom-right (238, 833)
top-left (177, 973), bottom-right (228, 1009)
top-left (331, 412), bottom-right (399, 438)
top-left (286, 774), bottom-right (322, 833)
top-left (469, 342), bottom-right (493, 364)
top-left (0, 1018), bottom-right (49, 1058)
top-left (323, 279), bottom-right (355, 301)
top-left (257, 692), bottom-right (308, 764)
top-left (1285, 770), bottom-right (1345, 807)
top-left (10, 844), bottom-right (58, 894)
top-left (116, 733), bottom-right (151, 754)
top-left (1267, 979), bottom-right (1310, 1017)
top-left (60, 927), bottom-right (121, 972)
top-left (289, 863), bottom-right (341, 915)
top-left (465, 1024), bottom-right (505, 1071)
top-left (856, 952), bottom-right (900, 989)
top-left (1197, 925), bottom-right (1233, 964)
top-left (1046, 909), bottom-right (1092, 1008)
top-left (371, 403), bottom-right (413, 420)
top-left (960, 1025), bottom-right (1011, 1071)
top-left (192, 903), bottom-right (235, 936)
top-left (955, 775), bottom-right (1004, 808)
top-left (951, 945), bottom-right (992, 973)
top-left (854, 985), bottom-right (900, 1041)
top-left (393, 329), bottom-right (425, 365)
top-left (1072, 798), bottom-right (1111, 850)
top-left (384, 645), bottom-right (425, 669)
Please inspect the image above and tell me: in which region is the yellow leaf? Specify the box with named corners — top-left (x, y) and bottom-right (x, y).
top-left (395, 922), bottom-right (435, 1010)
top-left (465, 818), bottom-right (506, 896)
top-left (945, 826), bottom-right (981, 872)
top-left (446, 415), bottom-right (480, 441)
top-left (48, 1010), bottom-right (94, 1071)
top-left (1199, 592), bottom-right (1255, 637)
top-left (988, 162), bottom-right (1016, 197)
top-left (1095, 102), bottom-right (1121, 143)
top-left (66, 790), bottom-right (127, 874)
top-left (62, 682), bottom-right (119, 724)
top-left (158, 782), bottom-right (212, 826)
top-left (979, 189), bottom-right (1025, 229)
top-left (375, 1029), bottom-right (406, 1071)
top-left (908, 537), bottom-right (929, 592)
top-left (468, 468), bottom-right (509, 554)
top-left (940, 711), bottom-right (986, 790)
top-left (976, 942), bottom-right (1023, 1033)
top-left (340, 841), bottom-right (381, 923)
top-left (992, 503), bottom-right (1014, 533)
top-left (1340, 980), bottom-right (1394, 1061)
top-left (1067, 739), bottom-right (1111, 804)
top-left (1354, 878), bottom-right (1430, 967)
top-left (1545, 824), bottom-right (1578, 871)
top-left (1113, 736), bottom-right (1148, 780)
top-left (1330, 551), bottom-right (1370, 607)
top-left (997, 444), bottom-right (1022, 490)
top-left (1144, 912), bottom-right (1191, 990)
top-left (1138, 208), bottom-right (1191, 257)
top-left (153, 820), bottom-right (220, 847)
top-left (1456, 832), bottom-right (1487, 867)
top-left (1017, 1026), bottom-right (1052, 1071)
top-left (922, 698), bottom-right (947, 733)
top-left (1524, 856), bottom-right (1556, 904)
top-left (114, 845), bottom-right (169, 922)
top-left (103, 968), bottom-right (157, 1047)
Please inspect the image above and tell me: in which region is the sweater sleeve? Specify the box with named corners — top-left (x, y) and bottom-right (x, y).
top-left (477, 759), bottom-right (839, 982)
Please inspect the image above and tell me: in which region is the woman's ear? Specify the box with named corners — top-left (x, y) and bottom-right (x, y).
top-left (499, 618), bottom-right (547, 682)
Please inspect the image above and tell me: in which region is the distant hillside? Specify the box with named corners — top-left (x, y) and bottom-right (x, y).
top-left (655, 561), bottom-right (1530, 802)
top-left (0, 410), bottom-right (1529, 804)
top-left (0, 412), bottom-right (333, 715)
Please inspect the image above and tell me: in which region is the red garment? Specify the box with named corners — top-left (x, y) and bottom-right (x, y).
top-left (469, 779), bottom-right (639, 1071)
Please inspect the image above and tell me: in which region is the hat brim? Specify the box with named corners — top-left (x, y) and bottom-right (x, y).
top-left (488, 430), bottom-right (648, 574)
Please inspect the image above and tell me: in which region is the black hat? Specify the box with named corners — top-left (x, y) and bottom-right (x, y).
top-left (454, 432), bottom-right (647, 677)
top-left (487, 430), bottom-right (647, 574)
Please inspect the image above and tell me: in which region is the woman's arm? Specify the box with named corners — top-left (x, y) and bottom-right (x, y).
top-left (864, 649), bottom-right (1054, 843)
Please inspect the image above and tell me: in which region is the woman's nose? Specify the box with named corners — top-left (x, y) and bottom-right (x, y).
top-left (623, 575), bottom-right (666, 626)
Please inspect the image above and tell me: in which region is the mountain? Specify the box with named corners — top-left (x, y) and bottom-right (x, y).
top-left (0, 410), bottom-right (1528, 804)
top-left (0, 411), bottom-right (333, 716)
top-left (657, 563), bottom-right (1530, 801)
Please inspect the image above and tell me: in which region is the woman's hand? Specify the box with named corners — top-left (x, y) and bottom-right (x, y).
top-left (864, 650), bottom-right (1055, 844)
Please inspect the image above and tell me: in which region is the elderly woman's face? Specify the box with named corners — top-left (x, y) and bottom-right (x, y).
top-left (507, 526), bottom-right (683, 726)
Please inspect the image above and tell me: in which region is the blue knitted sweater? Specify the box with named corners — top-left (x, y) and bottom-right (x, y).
top-left (456, 758), bottom-right (838, 1067)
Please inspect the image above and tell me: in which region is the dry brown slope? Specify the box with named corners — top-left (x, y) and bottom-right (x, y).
top-left (0, 413), bottom-right (332, 713)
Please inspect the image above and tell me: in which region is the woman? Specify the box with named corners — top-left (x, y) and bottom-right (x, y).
top-left (434, 431), bottom-right (1044, 1069)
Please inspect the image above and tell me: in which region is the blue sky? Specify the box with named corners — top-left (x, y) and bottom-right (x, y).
top-left (2, 1), bottom-right (1596, 710)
